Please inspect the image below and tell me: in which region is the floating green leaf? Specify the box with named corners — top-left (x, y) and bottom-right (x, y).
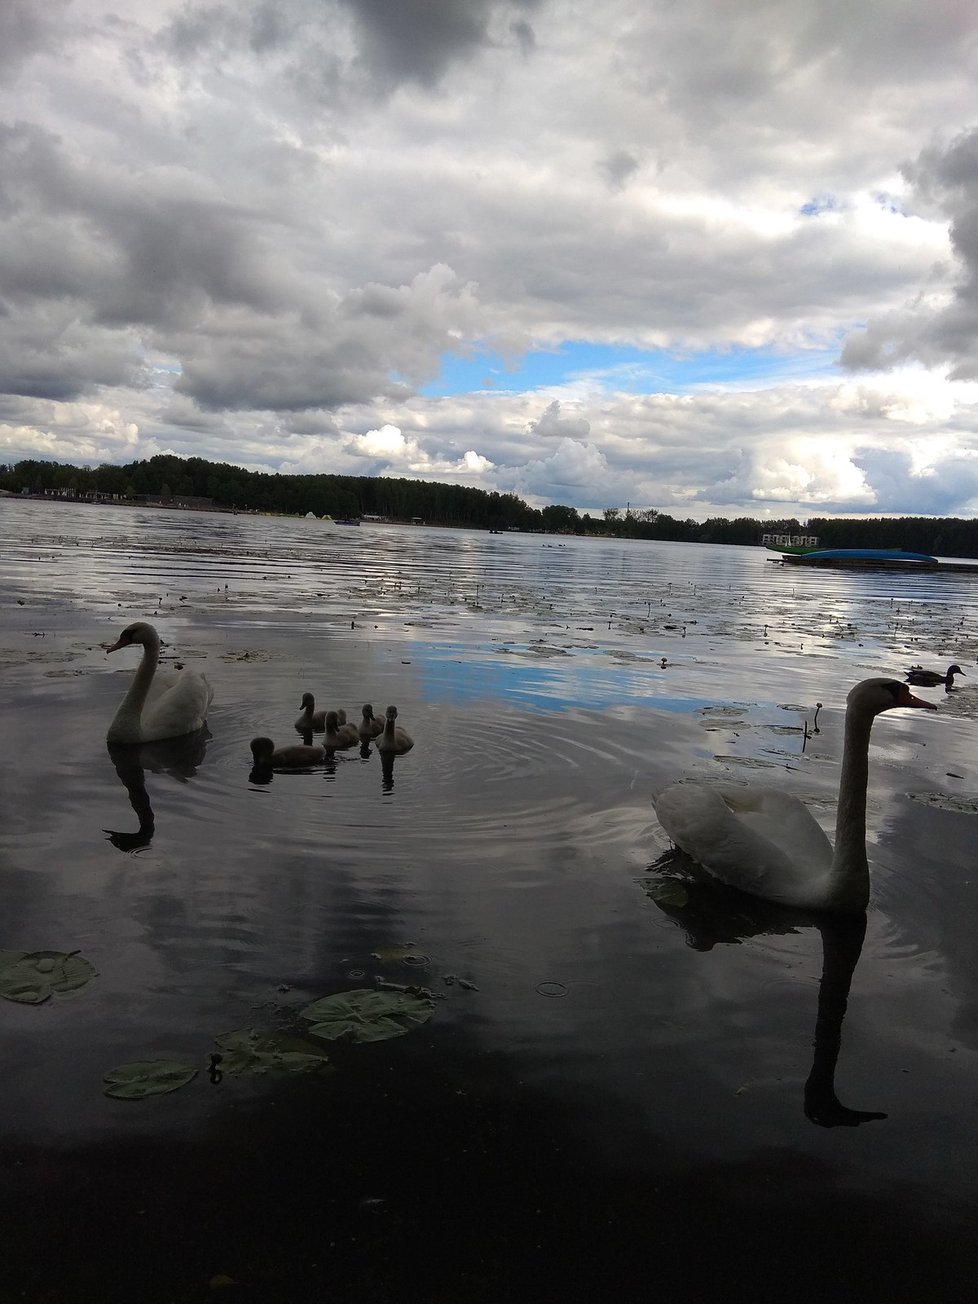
top-left (103, 1060), bottom-right (197, 1099)
top-left (0, 950), bottom-right (98, 1004)
top-left (645, 879), bottom-right (689, 908)
top-left (214, 1027), bottom-right (332, 1075)
top-left (301, 988), bottom-right (433, 1043)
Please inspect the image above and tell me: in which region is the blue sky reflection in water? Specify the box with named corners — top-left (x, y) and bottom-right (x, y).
top-left (0, 500), bottom-right (977, 1303)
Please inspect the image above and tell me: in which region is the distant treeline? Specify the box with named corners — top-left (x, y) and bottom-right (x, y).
top-left (3, 454), bottom-right (978, 556)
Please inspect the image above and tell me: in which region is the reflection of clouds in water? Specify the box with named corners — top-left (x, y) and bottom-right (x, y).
top-left (7, 501), bottom-right (977, 696)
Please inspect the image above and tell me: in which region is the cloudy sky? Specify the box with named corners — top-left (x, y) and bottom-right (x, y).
top-left (3, 0), bottom-right (978, 521)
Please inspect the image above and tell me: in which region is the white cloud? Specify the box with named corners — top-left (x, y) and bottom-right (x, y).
top-left (2, 1), bottom-right (978, 519)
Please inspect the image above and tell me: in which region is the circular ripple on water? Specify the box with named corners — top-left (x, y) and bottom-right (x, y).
top-left (340, 703), bottom-right (660, 853)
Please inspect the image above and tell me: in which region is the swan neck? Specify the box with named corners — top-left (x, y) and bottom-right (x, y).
top-left (829, 702), bottom-right (873, 909)
top-left (108, 635), bottom-right (159, 741)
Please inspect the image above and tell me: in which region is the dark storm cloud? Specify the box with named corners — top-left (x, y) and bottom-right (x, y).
top-left (173, 331), bottom-right (405, 411)
top-left (341, 0), bottom-right (539, 87)
top-left (598, 149), bottom-right (640, 191)
top-left (0, 0), bottom-right (69, 73)
top-left (853, 446), bottom-right (978, 517)
top-left (0, 122), bottom-right (290, 331)
top-left (842, 127), bottom-right (978, 379)
top-left (0, 301), bottom-right (144, 401)
top-left (160, 0), bottom-right (538, 95)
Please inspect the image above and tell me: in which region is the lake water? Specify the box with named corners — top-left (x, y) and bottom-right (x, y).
top-left (1, 498), bottom-right (976, 1303)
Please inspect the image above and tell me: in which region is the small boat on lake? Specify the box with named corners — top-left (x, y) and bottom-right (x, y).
top-left (774, 547), bottom-right (939, 570)
top-left (764, 542), bottom-right (820, 556)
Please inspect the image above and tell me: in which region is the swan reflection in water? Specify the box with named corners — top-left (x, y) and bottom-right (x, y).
top-left (104, 728), bottom-right (210, 852)
top-left (646, 853), bottom-right (887, 1128)
top-left (357, 739), bottom-right (399, 791)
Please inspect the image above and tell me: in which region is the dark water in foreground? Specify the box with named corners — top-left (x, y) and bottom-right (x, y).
top-left (1, 500), bottom-right (977, 1302)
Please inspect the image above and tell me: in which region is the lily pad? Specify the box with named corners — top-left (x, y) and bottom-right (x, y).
top-left (301, 988), bottom-right (434, 1043)
top-left (214, 1027), bottom-right (332, 1075)
top-left (0, 950), bottom-right (98, 1004)
top-left (103, 1060), bottom-right (197, 1099)
top-left (645, 879), bottom-right (690, 908)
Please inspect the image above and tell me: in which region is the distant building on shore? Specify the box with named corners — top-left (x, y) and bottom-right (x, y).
top-left (761, 531), bottom-right (820, 547)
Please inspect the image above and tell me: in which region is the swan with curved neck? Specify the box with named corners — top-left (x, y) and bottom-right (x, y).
top-left (376, 704), bottom-right (413, 755)
top-left (295, 692), bottom-right (327, 731)
top-left (358, 704), bottom-right (384, 741)
top-left (106, 622), bottom-right (213, 744)
top-left (323, 710), bottom-right (359, 749)
top-left (652, 678), bottom-right (936, 913)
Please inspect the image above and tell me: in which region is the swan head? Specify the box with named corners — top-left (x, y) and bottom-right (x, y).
top-left (106, 621), bottom-right (159, 654)
top-left (847, 677), bottom-right (938, 715)
top-left (299, 691), bottom-right (315, 709)
top-left (250, 736), bottom-right (275, 762)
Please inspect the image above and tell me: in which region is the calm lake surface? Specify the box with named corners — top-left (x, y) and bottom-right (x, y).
top-left (1, 498), bottom-right (976, 1303)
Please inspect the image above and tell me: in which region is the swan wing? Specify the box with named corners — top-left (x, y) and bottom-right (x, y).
top-left (144, 670), bottom-right (182, 704)
top-left (139, 671), bottom-right (213, 742)
top-left (653, 782), bottom-right (833, 904)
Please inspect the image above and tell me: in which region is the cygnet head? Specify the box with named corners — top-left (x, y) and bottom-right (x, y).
top-left (325, 711), bottom-right (340, 729)
top-left (361, 703), bottom-right (375, 719)
top-left (299, 691), bottom-right (315, 708)
top-left (250, 736), bottom-right (275, 762)
top-left (385, 705), bottom-right (398, 721)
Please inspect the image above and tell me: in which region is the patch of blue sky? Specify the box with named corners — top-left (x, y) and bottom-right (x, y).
top-left (800, 193), bottom-right (839, 216)
top-left (419, 339), bottom-right (841, 399)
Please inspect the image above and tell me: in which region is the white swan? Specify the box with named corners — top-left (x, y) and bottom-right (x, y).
top-left (376, 704), bottom-right (414, 755)
top-left (323, 710), bottom-right (359, 749)
top-left (358, 703), bottom-right (384, 741)
top-left (295, 692), bottom-right (326, 731)
top-left (106, 622), bottom-right (213, 744)
top-left (652, 678), bottom-right (937, 913)
top-left (250, 737), bottom-right (326, 769)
